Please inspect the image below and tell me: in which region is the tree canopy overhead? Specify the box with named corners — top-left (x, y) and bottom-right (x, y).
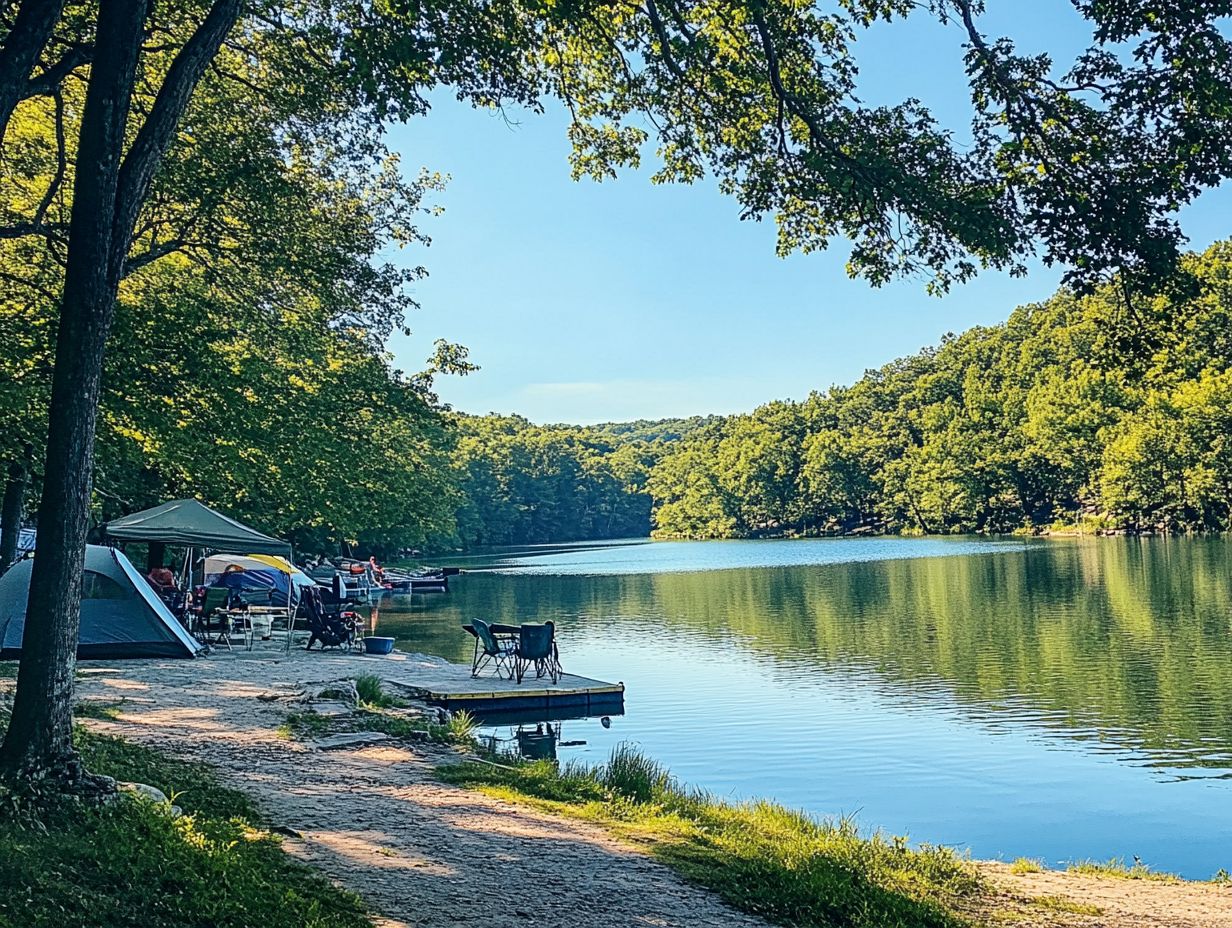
top-left (342, 0), bottom-right (1232, 293)
top-left (6, 1), bottom-right (1232, 296)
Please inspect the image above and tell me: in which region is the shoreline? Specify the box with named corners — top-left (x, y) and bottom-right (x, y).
top-left (4, 652), bottom-right (1229, 927)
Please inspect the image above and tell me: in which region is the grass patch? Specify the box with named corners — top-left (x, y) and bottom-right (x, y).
top-left (1009, 857), bottom-right (1044, 875)
top-left (74, 700), bottom-right (124, 721)
top-left (438, 742), bottom-right (984, 928)
top-left (279, 706), bottom-right (476, 748)
top-left (447, 709), bottom-right (478, 741)
top-left (1067, 857), bottom-right (1179, 883)
top-left (0, 662), bottom-right (17, 679)
top-left (0, 716), bottom-right (371, 928)
top-left (277, 710), bottom-right (335, 741)
top-left (1031, 895), bottom-right (1102, 916)
top-left (354, 674), bottom-right (404, 709)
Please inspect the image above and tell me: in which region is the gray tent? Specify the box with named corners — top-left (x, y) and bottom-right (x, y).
top-left (0, 546), bottom-right (204, 659)
top-left (104, 499), bottom-right (291, 555)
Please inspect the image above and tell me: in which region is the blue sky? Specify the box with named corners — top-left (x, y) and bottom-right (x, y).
top-left (386, 2), bottom-right (1231, 425)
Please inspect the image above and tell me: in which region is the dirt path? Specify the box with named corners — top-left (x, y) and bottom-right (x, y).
top-left (69, 653), bottom-right (771, 928)
top-left (29, 652), bottom-right (1232, 928)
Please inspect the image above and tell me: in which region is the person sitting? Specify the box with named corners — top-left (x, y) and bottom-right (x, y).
top-left (147, 565), bottom-right (176, 592)
top-left (146, 566), bottom-right (185, 618)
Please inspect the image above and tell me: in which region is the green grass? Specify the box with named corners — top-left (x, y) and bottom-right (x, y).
top-left (1009, 857), bottom-right (1044, 875)
top-left (1067, 857), bottom-right (1180, 883)
top-left (0, 714), bottom-right (371, 928)
top-left (73, 700), bottom-right (124, 721)
top-left (354, 674), bottom-right (405, 709)
top-left (446, 709), bottom-right (478, 741)
top-left (1032, 895), bottom-right (1102, 916)
top-left (438, 743), bottom-right (985, 928)
top-left (0, 662), bottom-right (17, 679)
top-left (279, 706), bottom-right (476, 748)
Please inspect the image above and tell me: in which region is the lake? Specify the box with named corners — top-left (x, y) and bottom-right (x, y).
top-left (372, 536), bottom-right (1232, 878)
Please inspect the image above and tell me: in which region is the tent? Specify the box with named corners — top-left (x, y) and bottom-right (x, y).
top-left (104, 499), bottom-right (291, 556)
top-left (0, 546), bottom-right (204, 659)
top-left (203, 554), bottom-right (315, 607)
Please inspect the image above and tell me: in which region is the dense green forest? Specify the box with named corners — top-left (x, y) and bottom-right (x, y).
top-left (453, 243), bottom-right (1232, 544)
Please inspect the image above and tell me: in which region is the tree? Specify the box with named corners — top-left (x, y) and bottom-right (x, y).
top-left (0, 0), bottom-right (243, 787)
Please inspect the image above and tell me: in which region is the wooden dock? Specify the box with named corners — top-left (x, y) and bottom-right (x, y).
top-left (387, 659), bottom-right (624, 717)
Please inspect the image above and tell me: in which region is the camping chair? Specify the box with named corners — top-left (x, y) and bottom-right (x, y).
top-left (470, 618), bottom-right (516, 679)
top-left (514, 621), bottom-right (561, 685)
top-left (298, 585), bottom-right (357, 651)
top-left (196, 586), bottom-right (237, 650)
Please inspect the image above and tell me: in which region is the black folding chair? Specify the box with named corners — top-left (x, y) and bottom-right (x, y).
top-left (514, 621), bottom-right (561, 684)
top-left (298, 585), bottom-right (357, 651)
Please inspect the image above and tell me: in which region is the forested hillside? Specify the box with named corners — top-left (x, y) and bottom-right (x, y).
top-left (453, 244), bottom-right (1232, 544)
top-left (649, 244), bottom-right (1232, 537)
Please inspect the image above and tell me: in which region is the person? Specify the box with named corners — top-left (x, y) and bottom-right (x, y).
top-left (146, 565), bottom-right (184, 618)
top-left (368, 555), bottom-right (385, 584)
top-left (147, 565), bottom-right (176, 591)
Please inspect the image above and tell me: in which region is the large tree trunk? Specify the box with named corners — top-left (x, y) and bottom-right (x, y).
top-left (0, 0), bottom-right (146, 788)
top-left (0, 451), bottom-right (29, 573)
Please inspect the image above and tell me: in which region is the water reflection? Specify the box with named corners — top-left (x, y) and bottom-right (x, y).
top-left (478, 721), bottom-right (596, 761)
top-left (372, 536), bottom-right (1232, 875)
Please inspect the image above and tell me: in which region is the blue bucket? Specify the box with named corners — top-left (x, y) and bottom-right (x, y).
top-left (364, 636), bottom-right (395, 655)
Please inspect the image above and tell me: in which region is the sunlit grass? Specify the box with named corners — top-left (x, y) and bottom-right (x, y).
top-left (1067, 857), bottom-right (1180, 883)
top-left (1009, 857), bottom-right (1043, 875)
top-left (1032, 895), bottom-right (1102, 916)
top-left (438, 743), bottom-right (984, 928)
top-left (74, 700), bottom-right (124, 721)
top-left (354, 673), bottom-right (404, 709)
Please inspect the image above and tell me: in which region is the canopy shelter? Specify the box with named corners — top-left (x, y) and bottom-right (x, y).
top-left (0, 546), bottom-right (203, 659)
top-left (203, 554), bottom-right (315, 608)
top-left (104, 499), bottom-right (290, 555)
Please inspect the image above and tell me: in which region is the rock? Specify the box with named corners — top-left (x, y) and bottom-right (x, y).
top-left (271, 824), bottom-right (303, 839)
top-left (118, 781), bottom-right (179, 815)
top-left (312, 731), bottom-right (391, 751)
top-left (119, 781), bottom-right (169, 804)
top-left (309, 700), bottom-right (354, 718)
top-left (301, 680), bottom-right (359, 704)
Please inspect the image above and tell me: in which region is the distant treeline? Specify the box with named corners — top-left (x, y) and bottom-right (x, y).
top-left (452, 243), bottom-right (1232, 543)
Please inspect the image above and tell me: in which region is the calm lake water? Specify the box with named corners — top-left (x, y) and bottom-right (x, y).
top-left (372, 537), bottom-right (1232, 877)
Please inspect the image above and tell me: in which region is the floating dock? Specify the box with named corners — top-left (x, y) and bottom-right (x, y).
top-left (389, 661), bottom-right (624, 718)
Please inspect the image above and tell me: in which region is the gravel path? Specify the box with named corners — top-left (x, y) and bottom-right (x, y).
top-left (71, 653), bottom-right (771, 928)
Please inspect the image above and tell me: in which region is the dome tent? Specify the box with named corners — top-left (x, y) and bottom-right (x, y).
top-left (203, 554), bottom-right (315, 607)
top-left (0, 545), bottom-right (203, 659)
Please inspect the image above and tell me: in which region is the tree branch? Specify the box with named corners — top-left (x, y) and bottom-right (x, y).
top-left (111, 0), bottom-right (243, 273)
top-left (24, 42), bottom-right (91, 97)
top-left (0, 0), bottom-right (67, 143)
